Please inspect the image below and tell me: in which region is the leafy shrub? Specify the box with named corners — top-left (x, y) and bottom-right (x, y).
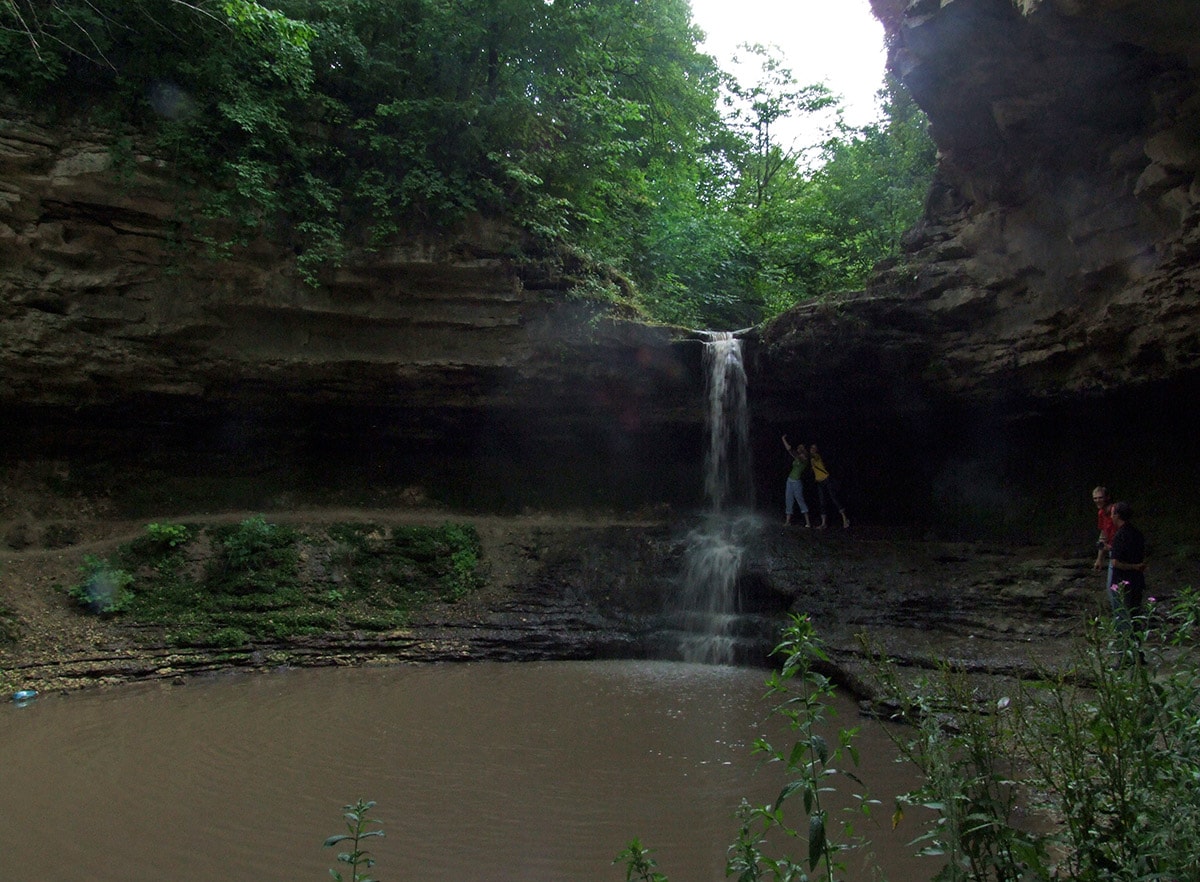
top-left (68, 555), bottom-right (135, 614)
top-left (209, 626), bottom-right (251, 648)
top-left (439, 523), bottom-right (482, 600)
top-left (389, 523), bottom-right (482, 600)
top-left (865, 587), bottom-right (1200, 882)
top-left (145, 522), bottom-right (191, 549)
top-left (60, 517), bottom-right (482, 645)
top-left (328, 522), bottom-right (483, 608)
top-left (1016, 589), bottom-right (1200, 881)
top-left (210, 516), bottom-right (300, 595)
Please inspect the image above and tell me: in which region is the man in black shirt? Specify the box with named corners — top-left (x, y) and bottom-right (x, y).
top-left (1108, 501), bottom-right (1148, 637)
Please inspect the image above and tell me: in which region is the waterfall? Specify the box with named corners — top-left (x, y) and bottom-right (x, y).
top-left (674, 331), bottom-right (758, 665)
top-left (701, 332), bottom-right (752, 511)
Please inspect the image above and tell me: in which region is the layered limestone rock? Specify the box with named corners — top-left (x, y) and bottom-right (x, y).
top-left (813, 0), bottom-right (1200, 404)
top-left (0, 113), bottom-right (709, 509)
top-left (0, 115), bottom-right (695, 421)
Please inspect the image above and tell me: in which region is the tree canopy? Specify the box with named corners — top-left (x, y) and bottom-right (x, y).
top-left (0, 0), bottom-right (935, 328)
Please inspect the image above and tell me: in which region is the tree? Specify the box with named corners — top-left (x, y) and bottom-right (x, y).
top-left (720, 43), bottom-right (835, 211)
top-left (1, 1), bottom-right (934, 326)
top-left (787, 75), bottom-right (936, 302)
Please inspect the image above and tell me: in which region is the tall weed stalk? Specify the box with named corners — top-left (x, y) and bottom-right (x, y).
top-left (866, 586), bottom-right (1200, 881)
top-left (866, 655), bottom-right (1046, 881)
top-left (324, 799), bottom-right (384, 882)
top-left (1017, 588), bottom-right (1200, 881)
top-left (620, 589), bottom-right (1200, 882)
top-left (729, 614), bottom-right (877, 881)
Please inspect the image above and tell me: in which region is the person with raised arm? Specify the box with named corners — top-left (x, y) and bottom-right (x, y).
top-left (781, 435), bottom-right (812, 528)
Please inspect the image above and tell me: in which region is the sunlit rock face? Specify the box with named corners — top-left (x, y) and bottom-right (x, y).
top-left (862, 0), bottom-right (1199, 401)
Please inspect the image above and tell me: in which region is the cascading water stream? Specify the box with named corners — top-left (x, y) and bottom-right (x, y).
top-left (673, 332), bottom-right (759, 665)
top-left (701, 332), bottom-right (751, 513)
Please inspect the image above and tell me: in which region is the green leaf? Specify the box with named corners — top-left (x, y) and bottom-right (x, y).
top-left (772, 779), bottom-right (806, 811)
top-left (810, 733), bottom-right (828, 764)
top-left (807, 813), bottom-right (826, 871)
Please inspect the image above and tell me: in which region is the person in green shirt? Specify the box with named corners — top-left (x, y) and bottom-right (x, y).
top-left (781, 435), bottom-right (812, 527)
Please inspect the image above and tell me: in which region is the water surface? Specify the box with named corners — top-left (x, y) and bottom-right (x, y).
top-left (0, 660), bottom-right (930, 881)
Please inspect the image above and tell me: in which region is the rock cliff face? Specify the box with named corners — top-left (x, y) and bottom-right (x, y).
top-left (874, 0), bottom-right (1198, 399)
top-left (747, 0), bottom-right (1200, 526)
top-left (0, 116), bottom-right (702, 417)
top-left (756, 0), bottom-right (1199, 403)
top-left (2, 0), bottom-right (1198, 525)
top-left (0, 115), bottom-right (706, 511)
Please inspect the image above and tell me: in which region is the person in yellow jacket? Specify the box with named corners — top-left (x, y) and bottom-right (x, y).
top-left (808, 443), bottom-right (850, 529)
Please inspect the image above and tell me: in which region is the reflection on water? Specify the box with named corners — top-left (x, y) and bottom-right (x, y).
top-left (0, 661), bottom-right (930, 882)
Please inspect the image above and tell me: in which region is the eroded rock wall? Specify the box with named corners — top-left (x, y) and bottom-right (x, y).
top-left (0, 113), bottom-right (705, 511)
top-left (0, 116), bottom-right (697, 414)
top-left (756, 0), bottom-right (1198, 413)
top-left (866, 0), bottom-right (1199, 399)
top-left (3, 1), bottom-right (1199, 526)
top-left (748, 0), bottom-right (1200, 528)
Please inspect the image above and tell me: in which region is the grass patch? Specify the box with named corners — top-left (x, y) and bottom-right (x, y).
top-left (63, 518), bottom-right (484, 647)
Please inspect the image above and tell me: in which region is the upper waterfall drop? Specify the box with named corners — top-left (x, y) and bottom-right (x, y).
top-left (700, 331), bottom-right (753, 512)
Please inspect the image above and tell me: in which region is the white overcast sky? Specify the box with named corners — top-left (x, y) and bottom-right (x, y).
top-left (688, 0), bottom-right (888, 146)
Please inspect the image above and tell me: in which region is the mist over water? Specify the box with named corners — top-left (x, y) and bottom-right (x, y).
top-left (675, 332), bottom-right (760, 665)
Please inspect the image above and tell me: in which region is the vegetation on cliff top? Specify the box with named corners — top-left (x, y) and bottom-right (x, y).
top-left (0, 0), bottom-right (933, 327)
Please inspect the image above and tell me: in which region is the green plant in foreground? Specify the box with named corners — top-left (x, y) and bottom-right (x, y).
top-left (324, 799), bottom-right (384, 882)
top-left (871, 661), bottom-right (1045, 881)
top-left (619, 588), bottom-right (1200, 882)
top-left (1016, 587), bottom-right (1200, 882)
top-left (864, 586), bottom-right (1200, 882)
top-left (727, 614), bottom-right (876, 882)
top-left (619, 614), bottom-right (875, 882)
top-left (614, 838), bottom-right (668, 882)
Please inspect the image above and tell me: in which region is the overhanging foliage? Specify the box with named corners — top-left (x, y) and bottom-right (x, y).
top-left (1, 0), bottom-right (934, 327)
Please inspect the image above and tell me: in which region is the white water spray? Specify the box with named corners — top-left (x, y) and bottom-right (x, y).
top-left (701, 332), bottom-right (751, 511)
top-left (674, 332), bottom-right (758, 665)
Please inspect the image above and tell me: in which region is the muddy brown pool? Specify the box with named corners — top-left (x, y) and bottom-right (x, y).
top-left (0, 660), bottom-right (932, 881)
